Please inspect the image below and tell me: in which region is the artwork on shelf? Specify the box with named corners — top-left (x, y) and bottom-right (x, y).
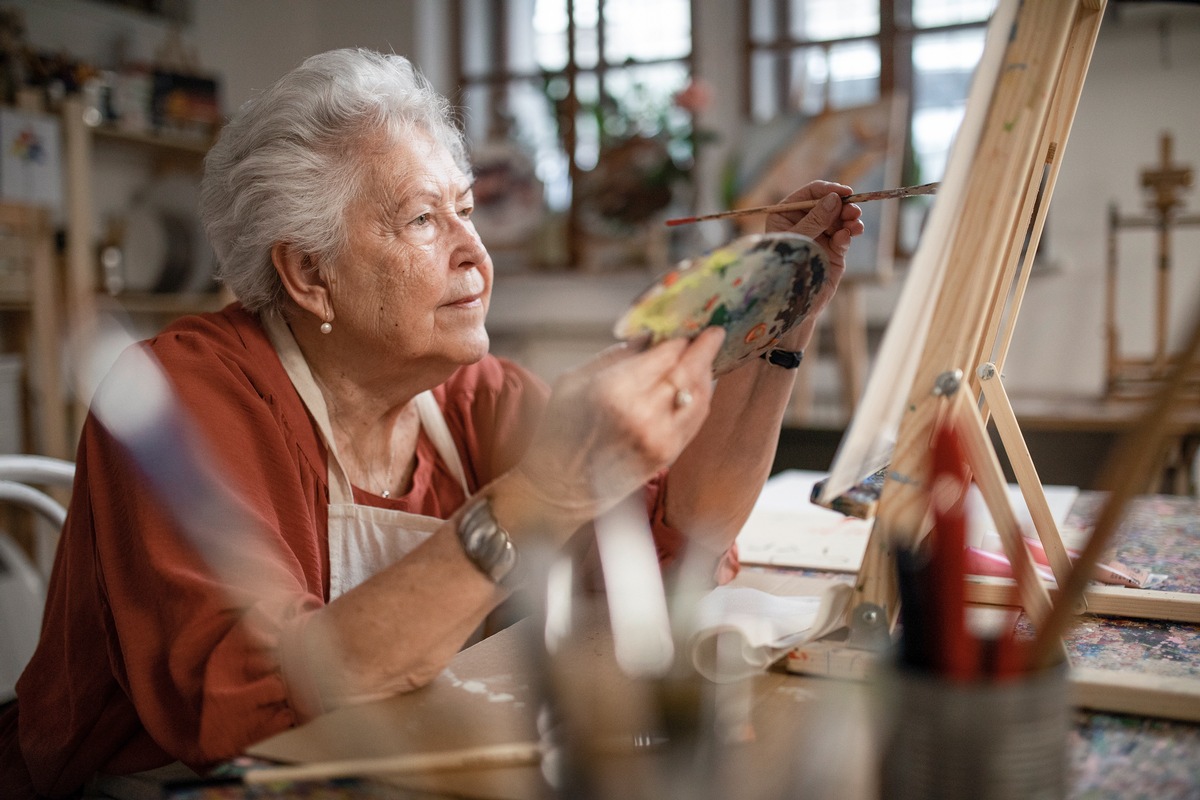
top-left (119, 173), bottom-right (215, 295)
top-left (0, 109), bottom-right (62, 212)
top-left (732, 95), bottom-right (909, 281)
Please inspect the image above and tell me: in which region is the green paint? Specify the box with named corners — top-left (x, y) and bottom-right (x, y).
top-left (708, 304), bottom-right (730, 327)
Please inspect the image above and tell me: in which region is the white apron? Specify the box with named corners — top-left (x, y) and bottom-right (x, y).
top-left (264, 316), bottom-right (471, 600)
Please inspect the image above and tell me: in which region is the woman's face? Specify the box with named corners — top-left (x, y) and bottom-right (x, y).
top-left (330, 131), bottom-right (492, 373)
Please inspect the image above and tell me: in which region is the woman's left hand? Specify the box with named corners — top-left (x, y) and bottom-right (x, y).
top-left (765, 180), bottom-right (865, 326)
top-left (659, 182), bottom-right (865, 565)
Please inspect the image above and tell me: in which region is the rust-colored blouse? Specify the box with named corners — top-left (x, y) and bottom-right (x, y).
top-left (0, 304), bottom-right (705, 797)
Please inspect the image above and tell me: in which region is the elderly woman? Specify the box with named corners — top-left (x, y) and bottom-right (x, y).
top-left (0, 49), bottom-right (861, 795)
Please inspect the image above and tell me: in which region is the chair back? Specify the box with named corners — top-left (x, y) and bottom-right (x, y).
top-left (0, 454), bottom-right (74, 702)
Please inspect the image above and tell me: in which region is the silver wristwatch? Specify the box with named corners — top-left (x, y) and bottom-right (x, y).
top-left (456, 496), bottom-right (519, 585)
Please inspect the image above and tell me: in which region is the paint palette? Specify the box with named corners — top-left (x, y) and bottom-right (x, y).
top-left (613, 232), bottom-right (828, 375)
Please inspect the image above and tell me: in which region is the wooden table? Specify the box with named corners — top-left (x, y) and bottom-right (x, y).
top-left (247, 611), bottom-right (878, 800)
top-left (243, 495), bottom-right (1200, 799)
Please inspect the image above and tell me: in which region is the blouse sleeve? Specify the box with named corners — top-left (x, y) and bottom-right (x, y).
top-left (645, 472), bottom-right (741, 585)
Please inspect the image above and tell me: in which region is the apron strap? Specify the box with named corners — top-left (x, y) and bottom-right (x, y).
top-left (414, 392), bottom-right (471, 496)
top-left (264, 313), bottom-right (471, 502)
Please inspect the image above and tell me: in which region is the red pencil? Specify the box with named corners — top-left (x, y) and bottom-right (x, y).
top-left (930, 421), bottom-right (979, 681)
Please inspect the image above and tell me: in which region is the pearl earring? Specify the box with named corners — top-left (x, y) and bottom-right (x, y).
top-left (320, 317), bottom-right (333, 334)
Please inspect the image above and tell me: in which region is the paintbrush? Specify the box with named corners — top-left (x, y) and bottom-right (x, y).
top-left (664, 182), bottom-right (941, 227)
top-left (242, 742), bottom-right (545, 785)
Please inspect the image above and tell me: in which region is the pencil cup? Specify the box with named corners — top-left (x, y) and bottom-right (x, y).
top-left (878, 664), bottom-right (1069, 800)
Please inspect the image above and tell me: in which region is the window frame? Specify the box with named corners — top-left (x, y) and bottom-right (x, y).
top-left (741, 0), bottom-right (993, 120)
top-left (451, 0), bottom-right (696, 266)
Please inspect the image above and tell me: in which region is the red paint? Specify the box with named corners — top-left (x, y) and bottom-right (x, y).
top-left (744, 323), bottom-right (767, 343)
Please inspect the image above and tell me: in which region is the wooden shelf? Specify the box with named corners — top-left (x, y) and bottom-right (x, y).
top-left (97, 290), bottom-right (228, 316)
top-left (0, 204), bottom-right (69, 459)
top-left (62, 97), bottom-right (217, 443)
top-left (89, 123), bottom-right (212, 156)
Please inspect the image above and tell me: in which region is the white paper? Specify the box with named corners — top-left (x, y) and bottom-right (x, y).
top-left (735, 470), bottom-right (872, 572)
top-left (969, 483), bottom-right (1080, 550)
top-left (736, 470), bottom-right (1080, 571)
top-left (0, 109), bottom-right (63, 212)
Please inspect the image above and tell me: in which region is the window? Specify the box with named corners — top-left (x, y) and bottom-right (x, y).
top-left (453, 0), bottom-right (695, 265)
top-left (453, 1), bottom-right (998, 266)
top-left (745, 0), bottom-right (998, 185)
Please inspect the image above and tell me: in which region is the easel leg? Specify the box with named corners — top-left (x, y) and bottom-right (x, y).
top-left (950, 390), bottom-right (1054, 627)
top-left (977, 364), bottom-right (1074, 585)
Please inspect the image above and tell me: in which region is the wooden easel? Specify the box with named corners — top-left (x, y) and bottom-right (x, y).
top-left (846, 0), bottom-right (1106, 632)
top-left (1105, 132), bottom-right (1200, 400)
top-left (798, 0), bottom-right (1200, 720)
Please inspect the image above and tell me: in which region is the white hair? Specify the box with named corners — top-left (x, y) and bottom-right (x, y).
top-left (199, 48), bottom-right (471, 314)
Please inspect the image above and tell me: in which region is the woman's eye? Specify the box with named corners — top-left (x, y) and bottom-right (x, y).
top-left (459, 206), bottom-right (473, 219)
top-left (411, 213), bottom-right (431, 226)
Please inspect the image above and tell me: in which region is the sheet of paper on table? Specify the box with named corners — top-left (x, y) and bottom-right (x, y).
top-left (735, 470), bottom-right (1082, 572)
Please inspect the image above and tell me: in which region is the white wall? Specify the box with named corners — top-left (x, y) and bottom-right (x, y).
top-left (9, 0), bottom-right (1199, 398)
top-left (1005, 4), bottom-right (1200, 396)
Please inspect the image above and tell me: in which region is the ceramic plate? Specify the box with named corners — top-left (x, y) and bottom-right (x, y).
top-left (613, 232), bottom-right (827, 375)
top-left (121, 174), bottom-right (216, 294)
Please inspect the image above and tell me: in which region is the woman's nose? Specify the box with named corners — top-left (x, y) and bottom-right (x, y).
top-left (450, 215), bottom-right (488, 268)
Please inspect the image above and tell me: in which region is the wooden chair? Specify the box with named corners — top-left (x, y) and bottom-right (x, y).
top-left (0, 453), bottom-right (74, 702)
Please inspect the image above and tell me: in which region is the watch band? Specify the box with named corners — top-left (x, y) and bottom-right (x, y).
top-left (457, 496), bottom-right (519, 585)
top-left (760, 348), bottom-right (804, 369)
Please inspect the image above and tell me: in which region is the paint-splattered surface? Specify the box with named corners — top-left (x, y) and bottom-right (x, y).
top-left (784, 493), bottom-right (1200, 798)
top-left (1070, 711), bottom-right (1200, 799)
top-left (1059, 493), bottom-right (1200, 798)
top-left (1068, 493), bottom-right (1200, 595)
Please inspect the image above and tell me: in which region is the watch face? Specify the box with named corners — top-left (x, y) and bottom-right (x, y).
top-left (613, 232), bottom-right (827, 375)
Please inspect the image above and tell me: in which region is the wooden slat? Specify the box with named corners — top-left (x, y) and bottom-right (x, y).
top-left (978, 366), bottom-right (1074, 585)
top-left (955, 390), bottom-right (1052, 625)
top-left (965, 578), bottom-right (1200, 624)
top-left (788, 649), bottom-right (1200, 725)
top-left (1071, 667), bottom-right (1200, 723)
top-left (987, 0), bottom-right (1106, 377)
top-left (61, 97), bottom-right (96, 432)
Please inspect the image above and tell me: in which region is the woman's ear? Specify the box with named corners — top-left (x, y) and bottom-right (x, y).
top-left (272, 242), bottom-right (332, 321)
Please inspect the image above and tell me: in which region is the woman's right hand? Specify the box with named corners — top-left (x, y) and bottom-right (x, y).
top-left (508, 326), bottom-right (726, 526)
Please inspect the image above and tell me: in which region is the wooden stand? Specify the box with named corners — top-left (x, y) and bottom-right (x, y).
top-left (796, 0), bottom-right (1200, 721)
top-left (852, 0), bottom-right (1107, 627)
top-left (1105, 133), bottom-right (1200, 400)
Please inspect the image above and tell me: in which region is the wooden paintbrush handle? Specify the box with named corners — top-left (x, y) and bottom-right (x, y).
top-left (665, 182), bottom-right (941, 226)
